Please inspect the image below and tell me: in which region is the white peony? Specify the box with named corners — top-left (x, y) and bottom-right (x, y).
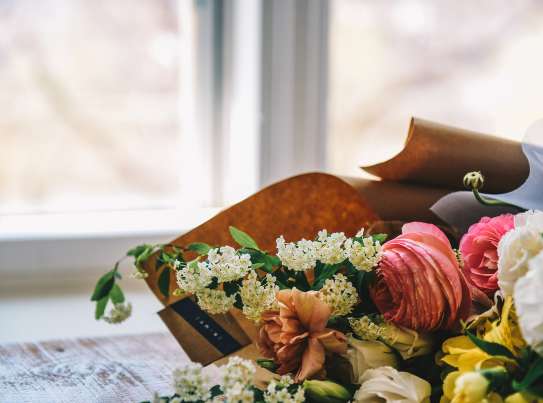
top-left (353, 366), bottom-right (431, 403)
top-left (344, 337), bottom-right (399, 384)
top-left (497, 225), bottom-right (543, 296)
top-left (514, 250), bottom-right (543, 355)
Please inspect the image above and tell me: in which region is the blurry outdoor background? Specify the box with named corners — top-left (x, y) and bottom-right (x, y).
top-left (1, 0), bottom-right (543, 342)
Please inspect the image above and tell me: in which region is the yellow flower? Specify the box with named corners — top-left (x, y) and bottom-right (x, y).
top-left (442, 371), bottom-right (505, 403)
top-left (441, 336), bottom-right (505, 372)
top-left (505, 392), bottom-right (543, 403)
top-left (482, 297), bottom-right (526, 356)
top-left (441, 297), bottom-right (523, 373)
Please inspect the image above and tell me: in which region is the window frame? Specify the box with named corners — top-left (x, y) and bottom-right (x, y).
top-left (0, 0), bottom-right (330, 288)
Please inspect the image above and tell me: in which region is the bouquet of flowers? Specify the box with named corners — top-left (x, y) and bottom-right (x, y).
top-left (91, 172), bottom-right (543, 403)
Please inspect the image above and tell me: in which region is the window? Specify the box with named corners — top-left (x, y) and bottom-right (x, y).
top-left (328, 0), bottom-right (543, 177)
top-left (0, 0), bottom-right (183, 215)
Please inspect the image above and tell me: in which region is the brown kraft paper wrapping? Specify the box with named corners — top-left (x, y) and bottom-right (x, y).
top-left (362, 117), bottom-right (529, 193)
top-left (144, 172), bottom-right (456, 372)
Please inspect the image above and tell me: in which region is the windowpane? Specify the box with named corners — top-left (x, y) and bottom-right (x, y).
top-left (328, 0), bottom-right (543, 177)
top-left (0, 0), bottom-right (181, 214)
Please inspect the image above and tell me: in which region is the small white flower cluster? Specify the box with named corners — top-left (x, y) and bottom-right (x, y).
top-left (172, 362), bottom-right (212, 402)
top-left (349, 316), bottom-right (390, 342)
top-left (276, 229), bottom-right (381, 272)
top-left (264, 375), bottom-right (305, 403)
top-left (195, 288), bottom-right (236, 314)
top-left (344, 230), bottom-right (382, 272)
top-left (131, 270), bottom-right (148, 280)
top-left (316, 230), bottom-right (348, 264)
top-left (176, 260), bottom-right (212, 294)
top-left (319, 273), bottom-right (358, 316)
top-left (102, 302), bottom-right (132, 324)
top-left (207, 246), bottom-right (252, 283)
top-left (276, 236), bottom-right (318, 272)
top-left (222, 356), bottom-right (256, 403)
top-left (239, 271), bottom-right (279, 323)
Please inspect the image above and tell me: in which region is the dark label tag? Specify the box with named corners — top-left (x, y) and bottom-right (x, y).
top-left (171, 298), bottom-right (243, 356)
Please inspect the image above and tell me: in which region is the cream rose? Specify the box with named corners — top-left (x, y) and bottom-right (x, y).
top-left (380, 322), bottom-right (434, 360)
top-left (353, 366), bottom-right (431, 403)
top-left (344, 337), bottom-right (399, 383)
top-left (514, 250), bottom-right (543, 355)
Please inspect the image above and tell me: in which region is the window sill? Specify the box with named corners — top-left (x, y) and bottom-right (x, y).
top-left (0, 208), bottom-right (219, 290)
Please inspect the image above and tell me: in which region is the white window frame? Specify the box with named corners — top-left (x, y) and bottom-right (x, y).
top-left (0, 0), bottom-right (329, 290)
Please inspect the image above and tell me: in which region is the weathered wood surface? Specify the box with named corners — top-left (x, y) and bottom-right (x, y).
top-left (0, 332), bottom-right (189, 403)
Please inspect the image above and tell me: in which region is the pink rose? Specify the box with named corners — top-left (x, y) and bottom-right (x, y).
top-left (459, 214), bottom-right (514, 295)
top-left (257, 289), bottom-right (347, 381)
top-left (370, 222), bottom-right (471, 332)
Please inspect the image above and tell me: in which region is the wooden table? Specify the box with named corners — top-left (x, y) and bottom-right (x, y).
top-left (0, 333), bottom-right (189, 403)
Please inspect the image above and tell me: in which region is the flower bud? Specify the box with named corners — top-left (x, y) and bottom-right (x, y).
top-left (505, 391), bottom-right (541, 403)
top-left (303, 380), bottom-right (352, 403)
top-left (463, 171), bottom-right (485, 190)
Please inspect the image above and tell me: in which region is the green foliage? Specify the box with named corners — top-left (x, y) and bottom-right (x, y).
top-left (109, 284), bottom-right (125, 304)
top-left (371, 233), bottom-right (388, 244)
top-left (158, 267), bottom-right (171, 298)
top-left (513, 355), bottom-right (543, 397)
top-left (187, 242), bottom-right (212, 256)
top-left (312, 264), bottom-right (341, 290)
top-left (95, 296), bottom-right (108, 320)
top-left (466, 331), bottom-right (516, 360)
top-left (91, 268), bottom-right (117, 301)
top-left (229, 226), bottom-right (260, 250)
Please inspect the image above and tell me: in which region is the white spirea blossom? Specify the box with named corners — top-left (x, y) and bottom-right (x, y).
top-left (102, 302), bottom-right (132, 324)
top-left (221, 357), bottom-right (256, 403)
top-left (207, 246), bottom-right (252, 283)
top-left (172, 362), bottom-right (212, 402)
top-left (176, 261), bottom-right (212, 294)
top-left (276, 236), bottom-right (318, 271)
top-left (239, 271), bottom-right (279, 323)
top-left (354, 366), bottom-right (431, 403)
top-left (514, 250), bottom-right (543, 355)
top-left (316, 230), bottom-right (348, 264)
top-left (264, 375), bottom-right (305, 403)
top-left (318, 273), bottom-right (358, 316)
top-left (195, 288), bottom-right (236, 314)
top-left (131, 270), bottom-right (148, 280)
top-left (344, 231), bottom-right (382, 272)
top-left (349, 316), bottom-right (387, 342)
top-left (497, 224), bottom-right (543, 296)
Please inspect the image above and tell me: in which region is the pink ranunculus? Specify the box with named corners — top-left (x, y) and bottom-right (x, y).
top-left (370, 222), bottom-right (471, 332)
top-left (459, 214), bottom-right (514, 295)
top-left (257, 289), bottom-right (347, 382)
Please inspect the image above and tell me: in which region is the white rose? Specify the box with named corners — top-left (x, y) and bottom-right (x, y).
top-left (353, 366), bottom-right (431, 403)
top-left (514, 250), bottom-right (543, 355)
top-left (344, 337), bottom-right (399, 384)
top-left (497, 226), bottom-right (543, 296)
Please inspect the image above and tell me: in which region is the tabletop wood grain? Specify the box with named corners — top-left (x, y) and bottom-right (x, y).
top-left (0, 332), bottom-right (189, 403)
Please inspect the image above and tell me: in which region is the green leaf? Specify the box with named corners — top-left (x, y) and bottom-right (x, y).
top-left (513, 357), bottom-right (543, 391)
top-left (187, 242), bottom-right (212, 256)
top-left (229, 226), bottom-right (259, 250)
top-left (210, 385), bottom-right (223, 398)
top-left (91, 270), bottom-right (116, 301)
top-left (95, 296), bottom-right (108, 320)
top-left (371, 233), bottom-right (388, 244)
top-left (109, 284), bottom-right (125, 304)
top-left (158, 267), bottom-right (171, 298)
top-left (312, 264), bottom-right (341, 290)
top-left (252, 262), bottom-right (265, 270)
top-left (127, 244), bottom-right (153, 258)
top-left (466, 332), bottom-right (516, 360)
